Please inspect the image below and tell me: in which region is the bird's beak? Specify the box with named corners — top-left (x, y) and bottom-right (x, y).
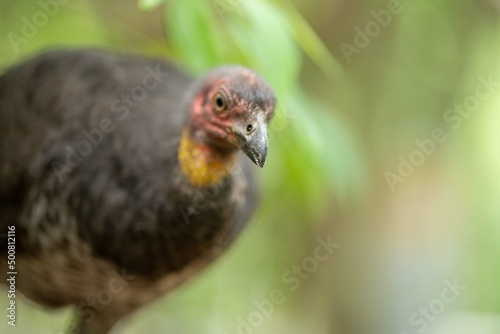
top-left (235, 115), bottom-right (268, 168)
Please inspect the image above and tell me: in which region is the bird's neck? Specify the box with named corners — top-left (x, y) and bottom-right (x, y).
top-left (178, 128), bottom-right (237, 187)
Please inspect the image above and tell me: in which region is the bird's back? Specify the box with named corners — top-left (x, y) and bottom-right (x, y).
top-left (0, 48), bottom-right (190, 194)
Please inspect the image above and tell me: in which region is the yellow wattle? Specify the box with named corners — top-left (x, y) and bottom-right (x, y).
top-left (178, 129), bottom-right (236, 187)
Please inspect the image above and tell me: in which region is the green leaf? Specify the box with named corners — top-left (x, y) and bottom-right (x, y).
top-left (166, 0), bottom-right (223, 72)
top-left (232, 0), bottom-right (301, 99)
top-left (165, 0), bottom-right (301, 99)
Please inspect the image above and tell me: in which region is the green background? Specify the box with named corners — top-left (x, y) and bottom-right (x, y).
top-left (1, 0), bottom-right (500, 333)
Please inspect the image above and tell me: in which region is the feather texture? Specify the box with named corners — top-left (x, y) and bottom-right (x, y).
top-left (0, 49), bottom-right (263, 333)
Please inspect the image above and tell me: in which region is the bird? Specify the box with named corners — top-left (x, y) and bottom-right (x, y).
top-left (0, 48), bottom-right (276, 333)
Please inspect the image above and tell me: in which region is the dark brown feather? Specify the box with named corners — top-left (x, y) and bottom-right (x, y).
top-left (0, 49), bottom-right (261, 333)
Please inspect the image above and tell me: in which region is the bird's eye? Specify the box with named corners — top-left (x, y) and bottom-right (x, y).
top-left (246, 124), bottom-right (253, 133)
top-left (214, 93), bottom-right (227, 112)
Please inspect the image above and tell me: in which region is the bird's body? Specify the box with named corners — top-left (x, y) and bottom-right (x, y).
top-left (0, 49), bottom-right (275, 333)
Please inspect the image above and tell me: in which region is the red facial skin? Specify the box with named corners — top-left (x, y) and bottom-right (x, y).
top-left (188, 68), bottom-right (276, 156)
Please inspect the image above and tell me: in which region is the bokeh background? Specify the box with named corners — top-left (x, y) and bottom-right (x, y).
top-left (1, 0), bottom-right (500, 333)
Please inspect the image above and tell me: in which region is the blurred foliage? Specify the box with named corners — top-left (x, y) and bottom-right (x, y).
top-left (2, 0), bottom-right (500, 333)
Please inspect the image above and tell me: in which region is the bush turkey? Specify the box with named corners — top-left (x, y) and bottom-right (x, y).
top-left (0, 49), bottom-right (276, 333)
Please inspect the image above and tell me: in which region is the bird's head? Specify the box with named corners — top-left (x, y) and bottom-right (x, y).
top-left (188, 66), bottom-right (276, 168)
